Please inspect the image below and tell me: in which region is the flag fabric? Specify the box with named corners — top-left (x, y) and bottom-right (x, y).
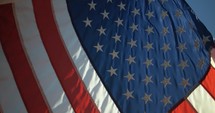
top-left (0, 0), bottom-right (214, 113)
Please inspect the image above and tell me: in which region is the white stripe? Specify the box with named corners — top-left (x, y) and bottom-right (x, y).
top-left (211, 57), bottom-right (215, 68)
top-left (0, 44), bottom-right (28, 113)
top-left (51, 0), bottom-right (120, 113)
top-left (187, 85), bottom-right (215, 113)
top-left (13, 1), bottom-right (74, 113)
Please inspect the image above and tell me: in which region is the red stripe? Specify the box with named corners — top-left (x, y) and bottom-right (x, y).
top-left (201, 66), bottom-right (215, 99)
top-left (32, 0), bottom-right (99, 112)
top-left (0, 4), bottom-right (50, 113)
top-left (171, 100), bottom-right (196, 113)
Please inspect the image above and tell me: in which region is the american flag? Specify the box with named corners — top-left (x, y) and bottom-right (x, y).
top-left (0, 0), bottom-right (215, 113)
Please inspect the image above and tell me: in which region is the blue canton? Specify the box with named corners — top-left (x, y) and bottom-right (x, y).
top-left (66, 0), bottom-right (214, 112)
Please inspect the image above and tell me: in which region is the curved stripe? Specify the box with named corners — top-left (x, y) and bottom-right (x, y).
top-left (171, 100), bottom-right (196, 113)
top-left (210, 48), bottom-right (215, 68)
top-left (0, 44), bottom-right (28, 113)
top-left (32, 0), bottom-right (99, 112)
top-left (211, 57), bottom-right (215, 68)
top-left (13, 1), bottom-right (74, 113)
top-left (0, 4), bottom-right (50, 113)
top-left (201, 66), bottom-right (215, 99)
top-left (51, 0), bottom-right (120, 113)
top-left (187, 85), bottom-right (215, 113)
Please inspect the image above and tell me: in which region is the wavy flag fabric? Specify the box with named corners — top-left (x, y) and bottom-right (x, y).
top-left (0, 0), bottom-right (215, 113)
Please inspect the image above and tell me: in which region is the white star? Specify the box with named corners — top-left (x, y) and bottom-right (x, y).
top-left (180, 78), bottom-right (191, 88)
top-left (162, 26), bottom-right (169, 36)
top-left (83, 17), bottom-right (92, 27)
top-left (130, 23), bottom-right (138, 32)
top-left (112, 33), bottom-right (121, 43)
top-left (126, 55), bottom-right (136, 64)
top-left (88, 1), bottom-right (96, 10)
top-left (148, 0), bottom-right (154, 4)
top-left (142, 75), bottom-right (153, 85)
top-left (194, 39), bottom-right (199, 49)
top-left (161, 43), bottom-right (171, 52)
top-left (176, 26), bottom-right (185, 35)
top-left (118, 2), bottom-right (126, 11)
top-left (93, 43), bottom-right (103, 52)
top-left (161, 60), bottom-right (171, 70)
top-left (144, 42), bottom-right (154, 51)
top-left (160, 0), bottom-right (168, 4)
top-left (143, 58), bottom-right (153, 68)
top-left (175, 9), bottom-right (182, 17)
top-left (127, 39), bottom-right (137, 48)
top-left (107, 66), bottom-right (117, 76)
top-left (161, 77), bottom-right (171, 87)
top-left (142, 93), bottom-right (152, 104)
top-left (145, 10), bottom-right (154, 19)
top-left (123, 89), bottom-right (134, 100)
top-left (115, 18), bottom-right (123, 27)
top-left (202, 35), bottom-right (211, 45)
top-left (161, 96), bottom-right (172, 106)
top-left (97, 26), bottom-right (106, 36)
top-left (145, 26), bottom-right (154, 35)
top-left (161, 10), bottom-right (168, 19)
top-left (109, 50), bottom-right (119, 59)
top-left (101, 10), bottom-right (109, 19)
top-left (178, 60), bottom-right (189, 70)
top-left (124, 72), bottom-right (135, 82)
top-left (198, 59), bottom-right (205, 69)
top-left (177, 43), bottom-right (187, 52)
top-left (131, 8), bottom-right (140, 16)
